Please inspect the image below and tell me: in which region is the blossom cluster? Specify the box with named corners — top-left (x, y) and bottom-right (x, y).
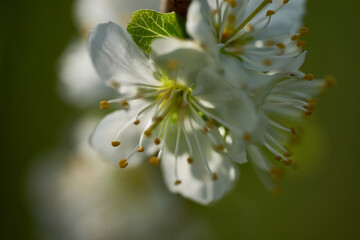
top-left (87, 0), bottom-right (333, 204)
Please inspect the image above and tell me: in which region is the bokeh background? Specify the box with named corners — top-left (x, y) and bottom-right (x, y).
top-left (2, 0), bottom-right (360, 239)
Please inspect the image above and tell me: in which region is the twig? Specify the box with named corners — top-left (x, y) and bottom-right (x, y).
top-left (160, 0), bottom-right (192, 17)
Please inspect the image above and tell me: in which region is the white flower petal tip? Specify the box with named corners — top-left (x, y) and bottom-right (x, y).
top-left (88, 22), bottom-right (157, 93)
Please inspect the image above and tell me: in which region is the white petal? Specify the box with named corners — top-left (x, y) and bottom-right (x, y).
top-left (242, 50), bottom-right (304, 72)
top-left (241, 0), bottom-right (306, 39)
top-left (247, 145), bottom-right (277, 191)
top-left (58, 40), bottom-right (117, 107)
top-left (186, 0), bottom-right (217, 53)
top-left (227, 111), bottom-right (268, 163)
top-left (279, 51), bottom-right (307, 72)
top-left (247, 145), bottom-right (272, 171)
top-left (88, 22), bottom-right (159, 90)
top-left (218, 53), bottom-right (250, 88)
top-left (218, 53), bottom-right (276, 95)
top-left (90, 100), bottom-right (156, 167)
top-left (227, 132), bottom-right (248, 164)
top-left (161, 118), bottom-right (239, 205)
top-left (151, 38), bottom-right (214, 85)
top-left (192, 68), bottom-right (258, 133)
top-left (254, 0), bottom-right (306, 39)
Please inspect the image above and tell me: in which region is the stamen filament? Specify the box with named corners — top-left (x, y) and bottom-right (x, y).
top-left (268, 119), bottom-right (291, 133)
top-left (182, 125), bottom-right (194, 158)
top-left (224, 0), bottom-right (272, 42)
top-left (190, 100), bottom-right (232, 134)
top-left (190, 118), bottom-right (215, 178)
top-left (157, 116), bottom-right (171, 160)
top-left (265, 133), bottom-right (287, 153)
top-left (174, 124), bottom-right (181, 181)
top-left (265, 142), bottom-right (288, 161)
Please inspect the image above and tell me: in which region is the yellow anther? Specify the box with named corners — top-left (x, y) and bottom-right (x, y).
top-left (305, 111), bottom-right (313, 116)
top-left (276, 42), bottom-right (286, 49)
top-left (283, 159), bottom-right (293, 166)
top-left (266, 10), bottom-right (275, 16)
top-left (265, 39), bottom-right (275, 47)
top-left (296, 40), bottom-right (307, 49)
top-left (137, 146), bottom-right (145, 152)
top-left (111, 141), bottom-right (120, 147)
top-left (245, 24), bottom-right (254, 32)
top-left (144, 129), bottom-right (152, 137)
top-left (228, 14), bottom-right (236, 24)
top-left (221, 30), bottom-right (232, 42)
top-left (291, 127), bottom-right (296, 135)
top-left (203, 127), bottom-right (210, 133)
top-left (154, 116), bottom-right (164, 122)
top-left (284, 150), bottom-right (293, 157)
top-left (207, 119), bottom-right (217, 128)
top-left (118, 159), bottom-right (128, 169)
top-left (305, 99), bottom-right (316, 115)
top-left (325, 75), bottom-right (336, 87)
top-left (149, 156), bottom-right (160, 166)
top-left (187, 157), bottom-right (194, 164)
top-left (110, 80), bottom-right (120, 89)
top-left (119, 162), bottom-right (128, 169)
top-left (167, 60), bottom-right (179, 70)
top-left (263, 59), bottom-right (272, 66)
top-left (304, 73), bottom-right (314, 81)
top-left (211, 9), bottom-right (218, 17)
top-left (225, 0), bottom-right (237, 8)
top-left (119, 159), bottom-right (127, 165)
top-left (133, 119), bottom-right (140, 125)
top-left (299, 26), bottom-right (309, 35)
top-left (275, 156), bottom-right (282, 161)
top-left (174, 180), bottom-right (182, 186)
top-left (99, 100), bottom-right (110, 109)
top-left (291, 34), bottom-right (300, 41)
top-left (121, 100), bottom-right (129, 108)
top-left (154, 138), bottom-right (161, 145)
top-left (283, 0), bottom-right (289, 4)
top-left (243, 132), bottom-right (251, 142)
top-left (212, 173), bottom-right (218, 181)
top-left (215, 144), bottom-right (225, 152)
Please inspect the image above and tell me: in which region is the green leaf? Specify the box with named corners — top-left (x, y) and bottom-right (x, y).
top-left (127, 10), bottom-right (186, 54)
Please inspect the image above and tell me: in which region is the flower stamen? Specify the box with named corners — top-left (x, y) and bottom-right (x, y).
top-left (224, 0), bottom-right (273, 42)
top-left (111, 141), bottom-right (120, 147)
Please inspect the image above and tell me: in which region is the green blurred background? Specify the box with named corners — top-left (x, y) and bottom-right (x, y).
top-left (1, 0), bottom-right (360, 239)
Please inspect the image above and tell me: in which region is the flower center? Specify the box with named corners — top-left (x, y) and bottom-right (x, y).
top-left (99, 78), bottom-right (226, 184)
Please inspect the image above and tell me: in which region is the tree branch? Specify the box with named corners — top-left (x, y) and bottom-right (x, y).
top-left (160, 0), bottom-right (192, 17)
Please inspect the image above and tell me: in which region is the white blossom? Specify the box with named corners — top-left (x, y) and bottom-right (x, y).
top-left (227, 72), bottom-right (335, 191)
top-left (88, 22), bottom-right (260, 204)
